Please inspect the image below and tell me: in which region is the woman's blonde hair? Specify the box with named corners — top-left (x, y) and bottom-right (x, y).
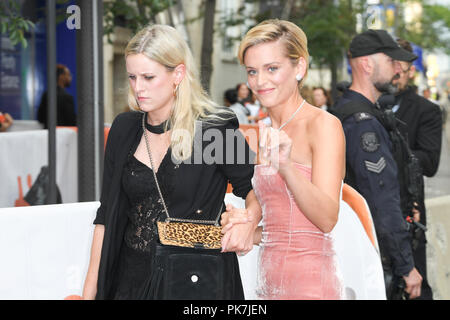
top-left (238, 19), bottom-right (309, 88)
top-left (125, 24), bottom-right (233, 161)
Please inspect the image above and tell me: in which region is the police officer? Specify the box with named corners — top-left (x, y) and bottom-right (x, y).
top-left (332, 29), bottom-right (422, 299)
top-left (389, 38), bottom-right (442, 300)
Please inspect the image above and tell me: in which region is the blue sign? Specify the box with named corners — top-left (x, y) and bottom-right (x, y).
top-left (0, 36), bottom-right (22, 119)
top-left (0, 0), bottom-right (77, 121)
top-left (411, 43), bottom-right (424, 73)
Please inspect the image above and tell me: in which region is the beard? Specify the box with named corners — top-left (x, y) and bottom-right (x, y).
top-left (393, 80), bottom-right (409, 95)
top-left (374, 81), bottom-right (396, 94)
top-left (373, 73), bottom-right (400, 95)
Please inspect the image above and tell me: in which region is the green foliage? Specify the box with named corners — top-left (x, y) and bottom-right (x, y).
top-left (219, 0), bottom-right (450, 81)
top-left (289, 0), bottom-right (362, 68)
top-left (219, 0), bottom-right (361, 69)
top-left (103, 0), bottom-right (176, 43)
top-left (0, 0), bottom-right (73, 49)
top-left (0, 0), bottom-right (35, 48)
top-left (396, 2), bottom-right (450, 54)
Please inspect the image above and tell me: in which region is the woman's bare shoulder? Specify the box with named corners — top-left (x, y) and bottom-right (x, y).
top-left (304, 104), bottom-right (339, 131)
top-left (305, 106), bottom-right (344, 149)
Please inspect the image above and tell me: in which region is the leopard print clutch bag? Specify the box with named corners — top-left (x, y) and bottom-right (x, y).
top-left (157, 220), bottom-right (223, 249)
top-left (142, 113), bottom-right (223, 250)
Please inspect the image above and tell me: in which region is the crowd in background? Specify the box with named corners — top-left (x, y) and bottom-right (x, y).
top-left (222, 83), bottom-right (335, 124)
top-left (2, 81), bottom-right (448, 133)
top-left (222, 82), bottom-right (270, 125)
top-left (223, 82), bottom-right (450, 127)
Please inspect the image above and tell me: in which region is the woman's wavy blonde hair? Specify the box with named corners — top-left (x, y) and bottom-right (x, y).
top-left (237, 19), bottom-right (309, 88)
top-left (125, 24), bottom-right (233, 161)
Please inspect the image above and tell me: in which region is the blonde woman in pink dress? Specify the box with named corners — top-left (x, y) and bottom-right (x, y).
top-left (221, 19), bottom-right (346, 299)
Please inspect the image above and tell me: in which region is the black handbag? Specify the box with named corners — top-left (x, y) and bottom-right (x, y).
top-left (141, 113), bottom-right (225, 300)
top-left (155, 244), bottom-right (224, 300)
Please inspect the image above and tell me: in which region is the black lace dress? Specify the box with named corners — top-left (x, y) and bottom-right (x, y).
top-left (112, 139), bottom-right (175, 299)
top-left (111, 138), bottom-right (244, 300)
top-left (93, 112), bottom-right (254, 299)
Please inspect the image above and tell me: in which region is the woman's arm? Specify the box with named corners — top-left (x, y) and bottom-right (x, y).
top-left (81, 114), bottom-right (124, 299)
top-left (221, 190), bottom-right (262, 253)
top-left (82, 224), bottom-right (105, 300)
top-left (254, 226), bottom-right (262, 245)
top-left (279, 114), bottom-right (345, 233)
top-left (259, 113), bottom-right (345, 233)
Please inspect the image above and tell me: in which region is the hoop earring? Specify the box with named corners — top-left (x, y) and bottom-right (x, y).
top-left (295, 74), bottom-right (302, 81)
top-left (173, 84), bottom-right (179, 97)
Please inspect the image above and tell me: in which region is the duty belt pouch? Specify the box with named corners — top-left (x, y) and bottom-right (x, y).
top-left (155, 245), bottom-right (224, 300)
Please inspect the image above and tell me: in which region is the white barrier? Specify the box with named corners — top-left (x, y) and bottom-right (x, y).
top-left (425, 195), bottom-right (450, 300)
top-left (0, 202), bottom-right (97, 300)
top-left (331, 201), bottom-right (386, 299)
top-left (0, 194), bottom-right (385, 300)
top-left (6, 120), bottom-right (44, 132)
top-left (0, 128), bottom-right (78, 208)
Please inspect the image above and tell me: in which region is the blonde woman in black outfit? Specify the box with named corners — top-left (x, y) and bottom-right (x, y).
top-left (82, 24), bottom-right (261, 300)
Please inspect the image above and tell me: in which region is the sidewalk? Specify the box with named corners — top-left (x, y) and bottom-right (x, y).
top-left (424, 117), bottom-right (450, 199)
top-left (424, 115), bottom-right (450, 300)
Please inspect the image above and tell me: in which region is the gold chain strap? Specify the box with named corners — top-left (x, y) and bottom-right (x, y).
top-left (141, 113), bottom-right (222, 226)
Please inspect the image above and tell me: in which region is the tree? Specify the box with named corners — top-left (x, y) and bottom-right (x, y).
top-left (395, 1), bottom-right (450, 54)
top-left (220, 0), bottom-right (361, 100)
top-left (0, 0), bottom-right (35, 48)
top-left (200, 0), bottom-right (216, 93)
top-left (103, 0), bottom-right (176, 43)
top-left (288, 0), bottom-right (361, 100)
top-left (103, 0), bottom-right (219, 95)
top-left (0, 0), bottom-right (80, 49)
top-left (221, 0), bottom-right (450, 97)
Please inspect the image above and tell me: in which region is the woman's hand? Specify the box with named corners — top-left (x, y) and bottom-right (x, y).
top-left (221, 204), bottom-right (255, 255)
top-left (258, 121), bottom-right (292, 174)
top-left (221, 204), bottom-right (250, 231)
top-left (0, 112), bottom-right (13, 132)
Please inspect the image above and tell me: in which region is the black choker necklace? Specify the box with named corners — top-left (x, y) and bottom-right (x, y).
top-left (144, 113), bottom-right (171, 134)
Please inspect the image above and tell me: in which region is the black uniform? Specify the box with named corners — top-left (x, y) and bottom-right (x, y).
top-left (392, 86), bottom-right (443, 299)
top-left (333, 89), bottom-right (415, 282)
top-left (37, 86), bottom-right (76, 129)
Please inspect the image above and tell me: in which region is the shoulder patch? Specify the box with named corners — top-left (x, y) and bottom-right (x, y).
top-left (360, 131), bottom-right (380, 152)
top-left (364, 157), bottom-right (386, 174)
top-left (354, 112), bottom-right (373, 122)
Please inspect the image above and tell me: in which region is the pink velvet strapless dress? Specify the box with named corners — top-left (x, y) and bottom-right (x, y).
top-left (252, 163), bottom-right (343, 300)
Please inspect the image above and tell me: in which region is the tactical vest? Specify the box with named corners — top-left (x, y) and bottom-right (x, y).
top-left (331, 101), bottom-right (423, 218)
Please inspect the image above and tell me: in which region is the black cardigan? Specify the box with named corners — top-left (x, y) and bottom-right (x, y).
top-left (94, 111), bottom-right (255, 299)
top-left (394, 87), bottom-right (442, 225)
top-left (395, 87), bottom-right (442, 177)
